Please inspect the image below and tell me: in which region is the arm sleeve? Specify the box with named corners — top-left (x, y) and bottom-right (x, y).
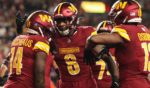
top-left (33, 41), bottom-right (50, 55)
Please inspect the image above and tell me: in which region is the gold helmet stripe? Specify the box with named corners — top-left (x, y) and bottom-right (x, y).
top-left (58, 3), bottom-right (63, 14)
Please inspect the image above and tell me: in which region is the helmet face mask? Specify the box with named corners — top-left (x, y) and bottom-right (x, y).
top-left (54, 17), bottom-right (73, 36)
top-left (53, 2), bottom-right (78, 36)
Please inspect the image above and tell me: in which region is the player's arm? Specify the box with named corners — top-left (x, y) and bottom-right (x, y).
top-left (0, 53), bottom-right (10, 86)
top-left (0, 64), bottom-right (8, 78)
top-left (16, 11), bottom-right (28, 34)
top-left (101, 53), bottom-right (119, 88)
top-left (52, 60), bottom-right (60, 79)
top-left (93, 44), bottom-right (119, 87)
top-left (84, 33), bottom-right (123, 88)
top-left (0, 63), bottom-right (8, 86)
top-left (84, 32), bottom-right (124, 65)
top-left (88, 25), bottom-right (131, 46)
top-left (84, 33), bottom-right (124, 62)
top-left (34, 51), bottom-right (47, 88)
top-left (88, 33), bottom-right (124, 46)
top-left (148, 73), bottom-right (150, 82)
top-left (0, 53), bottom-right (10, 78)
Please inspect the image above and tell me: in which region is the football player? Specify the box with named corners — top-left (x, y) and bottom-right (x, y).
top-left (0, 12), bottom-right (27, 86)
top-left (84, 0), bottom-right (150, 88)
top-left (0, 11), bottom-right (28, 78)
top-left (91, 20), bottom-right (118, 88)
top-left (4, 10), bottom-right (54, 88)
top-left (52, 2), bottom-right (118, 88)
top-left (52, 2), bottom-right (97, 88)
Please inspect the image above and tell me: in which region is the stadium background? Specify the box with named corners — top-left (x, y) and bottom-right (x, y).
top-left (0, 0), bottom-right (150, 86)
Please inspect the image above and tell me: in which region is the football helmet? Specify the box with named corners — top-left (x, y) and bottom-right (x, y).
top-left (108, 0), bottom-right (142, 25)
top-left (53, 2), bottom-right (78, 36)
top-left (96, 20), bottom-right (114, 33)
top-left (25, 10), bottom-right (54, 39)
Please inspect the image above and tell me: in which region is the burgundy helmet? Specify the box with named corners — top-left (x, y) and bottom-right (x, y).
top-left (25, 10), bottom-right (54, 38)
top-left (108, 0), bottom-right (142, 25)
top-left (53, 2), bottom-right (78, 36)
top-left (96, 20), bottom-right (114, 33)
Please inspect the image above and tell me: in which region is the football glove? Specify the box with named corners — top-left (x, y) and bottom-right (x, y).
top-left (0, 74), bottom-right (8, 86)
top-left (16, 11), bottom-right (28, 34)
top-left (111, 76), bottom-right (119, 88)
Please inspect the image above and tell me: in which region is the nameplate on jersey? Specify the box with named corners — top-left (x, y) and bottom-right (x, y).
top-left (11, 39), bottom-right (33, 47)
top-left (138, 33), bottom-right (150, 41)
top-left (59, 47), bottom-right (80, 54)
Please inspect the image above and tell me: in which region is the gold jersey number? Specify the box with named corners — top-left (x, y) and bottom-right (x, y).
top-left (96, 56), bottom-right (116, 80)
top-left (9, 47), bottom-right (23, 75)
top-left (96, 59), bottom-right (110, 80)
top-left (64, 54), bottom-right (80, 75)
top-left (141, 43), bottom-right (150, 72)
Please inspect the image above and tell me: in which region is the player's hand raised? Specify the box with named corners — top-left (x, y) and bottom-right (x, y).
top-left (16, 11), bottom-right (28, 34)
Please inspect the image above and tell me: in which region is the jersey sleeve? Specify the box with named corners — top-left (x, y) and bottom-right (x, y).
top-left (33, 41), bottom-right (50, 55)
top-left (87, 26), bottom-right (96, 36)
top-left (112, 26), bottom-right (130, 41)
top-left (91, 31), bottom-right (97, 36)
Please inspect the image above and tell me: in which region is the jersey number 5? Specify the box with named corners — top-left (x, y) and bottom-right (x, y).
top-left (10, 47), bottom-right (23, 75)
top-left (141, 43), bottom-right (150, 72)
top-left (64, 54), bottom-right (80, 75)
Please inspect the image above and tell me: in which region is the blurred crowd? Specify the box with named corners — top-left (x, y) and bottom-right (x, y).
top-left (0, 0), bottom-right (150, 84)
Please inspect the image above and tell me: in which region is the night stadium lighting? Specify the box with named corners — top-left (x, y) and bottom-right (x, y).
top-left (81, 1), bottom-right (106, 13)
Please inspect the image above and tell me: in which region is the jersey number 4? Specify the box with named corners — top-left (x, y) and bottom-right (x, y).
top-left (141, 43), bottom-right (150, 72)
top-left (9, 47), bottom-right (23, 75)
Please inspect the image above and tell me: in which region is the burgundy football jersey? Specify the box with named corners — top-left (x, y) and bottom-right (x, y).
top-left (54, 26), bottom-right (95, 82)
top-left (112, 24), bottom-right (150, 81)
top-left (91, 48), bottom-right (116, 88)
top-left (4, 35), bottom-right (50, 88)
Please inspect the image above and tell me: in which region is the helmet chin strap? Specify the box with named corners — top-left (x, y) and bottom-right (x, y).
top-left (27, 28), bottom-right (39, 35)
top-left (114, 10), bottom-right (122, 20)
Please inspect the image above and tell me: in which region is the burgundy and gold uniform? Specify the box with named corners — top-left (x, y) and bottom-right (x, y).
top-left (54, 26), bottom-right (97, 88)
top-left (91, 48), bottom-right (116, 88)
top-left (112, 25), bottom-right (150, 88)
top-left (90, 20), bottom-right (116, 88)
top-left (4, 35), bottom-right (51, 88)
top-left (91, 60), bottom-right (111, 88)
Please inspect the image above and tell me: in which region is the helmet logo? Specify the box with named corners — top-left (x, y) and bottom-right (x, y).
top-left (115, 1), bottom-right (127, 10)
top-left (39, 14), bottom-right (52, 23)
top-left (61, 5), bottom-right (77, 16)
top-left (62, 8), bottom-right (75, 16)
top-left (68, 5), bottom-right (77, 13)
